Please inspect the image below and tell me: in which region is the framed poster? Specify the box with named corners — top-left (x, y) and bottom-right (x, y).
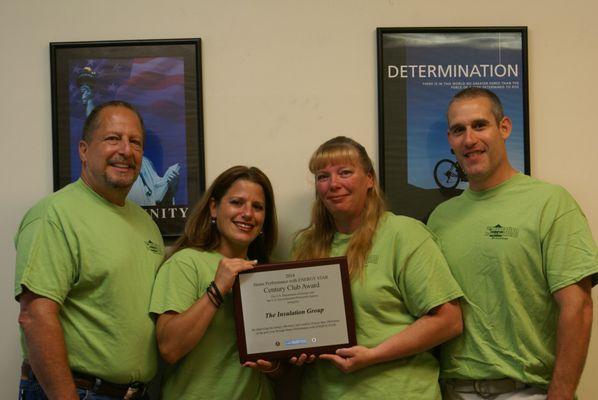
top-left (377, 27), bottom-right (529, 222)
top-left (50, 38), bottom-right (205, 237)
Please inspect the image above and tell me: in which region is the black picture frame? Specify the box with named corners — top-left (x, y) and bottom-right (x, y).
top-left (377, 27), bottom-right (530, 222)
top-left (233, 257), bottom-right (356, 362)
top-left (50, 38), bottom-right (205, 237)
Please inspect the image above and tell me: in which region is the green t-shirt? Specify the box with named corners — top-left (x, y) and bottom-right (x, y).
top-left (299, 212), bottom-right (463, 400)
top-left (14, 179), bottom-right (164, 383)
top-left (149, 248), bottom-right (274, 400)
top-left (427, 173), bottom-right (598, 386)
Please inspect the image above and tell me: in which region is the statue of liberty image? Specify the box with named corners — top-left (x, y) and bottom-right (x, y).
top-left (77, 66), bottom-right (181, 206)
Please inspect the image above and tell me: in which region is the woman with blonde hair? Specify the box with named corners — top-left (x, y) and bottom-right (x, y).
top-left (150, 166), bottom-right (278, 399)
top-left (294, 137), bottom-right (463, 399)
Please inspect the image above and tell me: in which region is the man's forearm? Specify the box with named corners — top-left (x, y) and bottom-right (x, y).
top-left (19, 294), bottom-right (78, 400)
top-left (548, 279), bottom-right (593, 400)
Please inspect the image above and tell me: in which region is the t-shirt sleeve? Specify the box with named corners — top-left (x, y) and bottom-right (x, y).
top-left (150, 253), bottom-right (207, 315)
top-left (542, 192), bottom-right (598, 292)
top-left (14, 216), bottom-right (43, 299)
top-left (399, 234), bottom-right (463, 318)
top-left (18, 215), bottom-right (78, 305)
top-left (426, 207), bottom-right (441, 233)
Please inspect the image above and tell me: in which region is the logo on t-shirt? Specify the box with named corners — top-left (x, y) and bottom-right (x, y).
top-left (145, 240), bottom-right (162, 254)
top-left (366, 254), bottom-right (379, 265)
top-left (485, 224), bottom-right (519, 240)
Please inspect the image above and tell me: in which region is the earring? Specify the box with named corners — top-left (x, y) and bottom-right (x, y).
top-left (211, 217), bottom-right (216, 225)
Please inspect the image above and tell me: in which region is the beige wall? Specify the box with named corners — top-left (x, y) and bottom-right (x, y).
top-left (1, 0), bottom-right (596, 398)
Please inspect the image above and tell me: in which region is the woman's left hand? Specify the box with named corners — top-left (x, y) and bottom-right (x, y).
top-left (319, 345), bottom-right (376, 373)
top-left (243, 359), bottom-right (281, 375)
top-left (289, 353), bottom-right (317, 366)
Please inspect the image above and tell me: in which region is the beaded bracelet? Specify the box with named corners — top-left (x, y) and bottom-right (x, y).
top-left (210, 281), bottom-right (224, 304)
top-left (206, 287), bottom-right (220, 308)
top-left (206, 282), bottom-right (223, 308)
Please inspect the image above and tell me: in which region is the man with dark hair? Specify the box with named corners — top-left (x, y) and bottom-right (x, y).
top-left (428, 87), bottom-right (597, 399)
top-left (82, 100), bottom-right (146, 144)
top-left (76, 68), bottom-right (180, 207)
top-left (15, 101), bottom-right (164, 399)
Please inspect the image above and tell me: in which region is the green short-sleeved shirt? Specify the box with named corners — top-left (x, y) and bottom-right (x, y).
top-left (14, 179), bottom-right (164, 383)
top-left (149, 248), bottom-right (274, 400)
top-left (299, 213), bottom-right (463, 400)
top-left (427, 173), bottom-right (598, 386)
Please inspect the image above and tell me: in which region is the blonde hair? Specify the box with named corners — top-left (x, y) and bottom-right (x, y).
top-left (293, 137), bottom-right (386, 279)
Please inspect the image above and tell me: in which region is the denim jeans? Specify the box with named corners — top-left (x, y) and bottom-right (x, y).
top-left (18, 377), bottom-right (149, 400)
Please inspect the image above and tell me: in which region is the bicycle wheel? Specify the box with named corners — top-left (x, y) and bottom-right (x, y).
top-left (433, 159), bottom-right (460, 189)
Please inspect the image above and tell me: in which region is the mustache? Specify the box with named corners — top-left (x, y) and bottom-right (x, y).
top-left (108, 157), bottom-right (137, 169)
